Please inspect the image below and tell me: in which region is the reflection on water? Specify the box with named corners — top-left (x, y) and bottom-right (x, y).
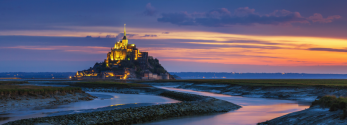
top-left (51, 92), bottom-right (179, 110)
top-left (0, 92), bottom-right (179, 124)
top-left (0, 81), bottom-right (311, 125)
top-left (139, 87), bottom-right (310, 125)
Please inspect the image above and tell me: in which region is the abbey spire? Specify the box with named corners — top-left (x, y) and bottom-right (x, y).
top-left (123, 24), bottom-right (127, 40)
top-left (124, 24), bottom-right (126, 37)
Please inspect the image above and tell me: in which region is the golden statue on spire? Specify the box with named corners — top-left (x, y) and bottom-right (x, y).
top-left (124, 24), bottom-right (126, 36)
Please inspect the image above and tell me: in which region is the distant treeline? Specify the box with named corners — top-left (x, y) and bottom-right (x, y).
top-left (169, 72), bottom-right (347, 79)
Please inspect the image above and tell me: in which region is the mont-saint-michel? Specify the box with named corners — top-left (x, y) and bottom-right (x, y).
top-left (2, 1), bottom-right (347, 125)
top-left (74, 24), bottom-right (173, 80)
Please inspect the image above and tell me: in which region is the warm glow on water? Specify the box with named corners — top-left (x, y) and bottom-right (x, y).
top-left (0, 92), bottom-right (179, 124)
top-left (140, 87), bottom-right (310, 125)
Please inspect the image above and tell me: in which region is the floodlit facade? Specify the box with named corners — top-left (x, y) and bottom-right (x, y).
top-left (74, 24), bottom-right (149, 80)
top-left (106, 24), bottom-right (147, 68)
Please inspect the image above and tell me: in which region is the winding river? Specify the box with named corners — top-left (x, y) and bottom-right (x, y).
top-left (0, 92), bottom-right (179, 124)
top-left (138, 87), bottom-right (310, 125)
top-left (0, 82), bottom-right (310, 125)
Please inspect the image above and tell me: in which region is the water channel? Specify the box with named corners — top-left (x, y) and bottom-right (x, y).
top-left (139, 87), bottom-right (310, 125)
top-left (0, 92), bottom-right (179, 124)
top-left (0, 82), bottom-right (310, 125)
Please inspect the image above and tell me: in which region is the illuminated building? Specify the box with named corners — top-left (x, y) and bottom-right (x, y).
top-left (106, 24), bottom-right (148, 68)
top-left (74, 24), bottom-right (171, 80)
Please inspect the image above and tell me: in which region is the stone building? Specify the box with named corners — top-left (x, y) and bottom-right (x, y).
top-left (105, 24), bottom-right (148, 68)
top-left (73, 24), bottom-right (171, 80)
top-left (142, 71), bottom-right (170, 80)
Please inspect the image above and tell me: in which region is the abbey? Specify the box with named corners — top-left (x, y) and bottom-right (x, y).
top-left (74, 24), bottom-right (171, 80)
top-left (106, 24), bottom-right (148, 68)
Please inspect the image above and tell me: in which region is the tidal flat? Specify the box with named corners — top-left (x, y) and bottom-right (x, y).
top-left (140, 79), bottom-right (347, 87)
top-left (139, 79), bottom-right (347, 124)
top-left (5, 79), bottom-right (347, 124)
top-left (139, 79), bottom-right (347, 101)
top-left (5, 90), bottom-right (240, 125)
top-left (0, 81), bottom-right (95, 116)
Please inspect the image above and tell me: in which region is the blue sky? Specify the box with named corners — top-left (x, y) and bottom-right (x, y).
top-left (2, 0), bottom-right (347, 73)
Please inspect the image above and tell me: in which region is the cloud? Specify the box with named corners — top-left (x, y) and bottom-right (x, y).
top-left (105, 35), bottom-right (115, 38)
top-left (115, 33), bottom-right (137, 40)
top-left (143, 3), bottom-right (157, 16)
top-left (142, 34), bottom-right (157, 37)
top-left (205, 8), bottom-right (232, 17)
top-left (309, 48), bottom-right (347, 53)
top-left (234, 7), bottom-right (254, 16)
top-left (158, 57), bottom-right (224, 60)
top-left (157, 12), bottom-right (195, 25)
top-left (3, 46), bottom-right (109, 54)
top-left (307, 13), bottom-right (341, 23)
top-left (157, 7), bottom-right (340, 27)
top-left (184, 42), bottom-right (284, 49)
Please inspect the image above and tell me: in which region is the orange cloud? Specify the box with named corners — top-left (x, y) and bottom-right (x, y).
top-left (3, 26), bottom-right (347, 66)
top-left (4, 43), bottom-right (347, 66)
top-left (140, 46), bottom-right (347, 66)
top-left (3, 46), bottom-right (109, 54)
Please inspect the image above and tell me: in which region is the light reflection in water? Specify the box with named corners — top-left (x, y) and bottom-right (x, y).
top-left (139, 87), bottom-right (310, 125)
top-left (0, 92), bottom-right (179, 124)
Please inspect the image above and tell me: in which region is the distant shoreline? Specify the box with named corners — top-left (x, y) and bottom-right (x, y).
top-left (2, 72), bottom-right (347, 79)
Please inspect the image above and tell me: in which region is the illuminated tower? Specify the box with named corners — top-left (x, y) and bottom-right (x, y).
top-left (124, 24), bottom-right (126, 36)
top-left (106, 24), bottom-right (145, 68)
top-left (122, 24), bottom-right (128, 48)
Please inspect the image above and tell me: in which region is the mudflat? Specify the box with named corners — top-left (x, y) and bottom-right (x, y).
top-left (0, 92), bottom-right (95, 113)
top-left (0, 82), bottom-right (96, 113)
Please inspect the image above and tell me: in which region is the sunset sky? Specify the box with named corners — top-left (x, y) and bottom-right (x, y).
top-left (2, 0), bottom-right (347, 73)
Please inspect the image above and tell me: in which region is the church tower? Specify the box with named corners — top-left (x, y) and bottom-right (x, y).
top-left (106, 24), bottom-right (144, 68)
top-left (122, 24), bottom-right (128, 48)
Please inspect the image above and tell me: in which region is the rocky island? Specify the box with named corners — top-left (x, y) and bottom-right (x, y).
top-left (73, 24), bottom-right (174, 80)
